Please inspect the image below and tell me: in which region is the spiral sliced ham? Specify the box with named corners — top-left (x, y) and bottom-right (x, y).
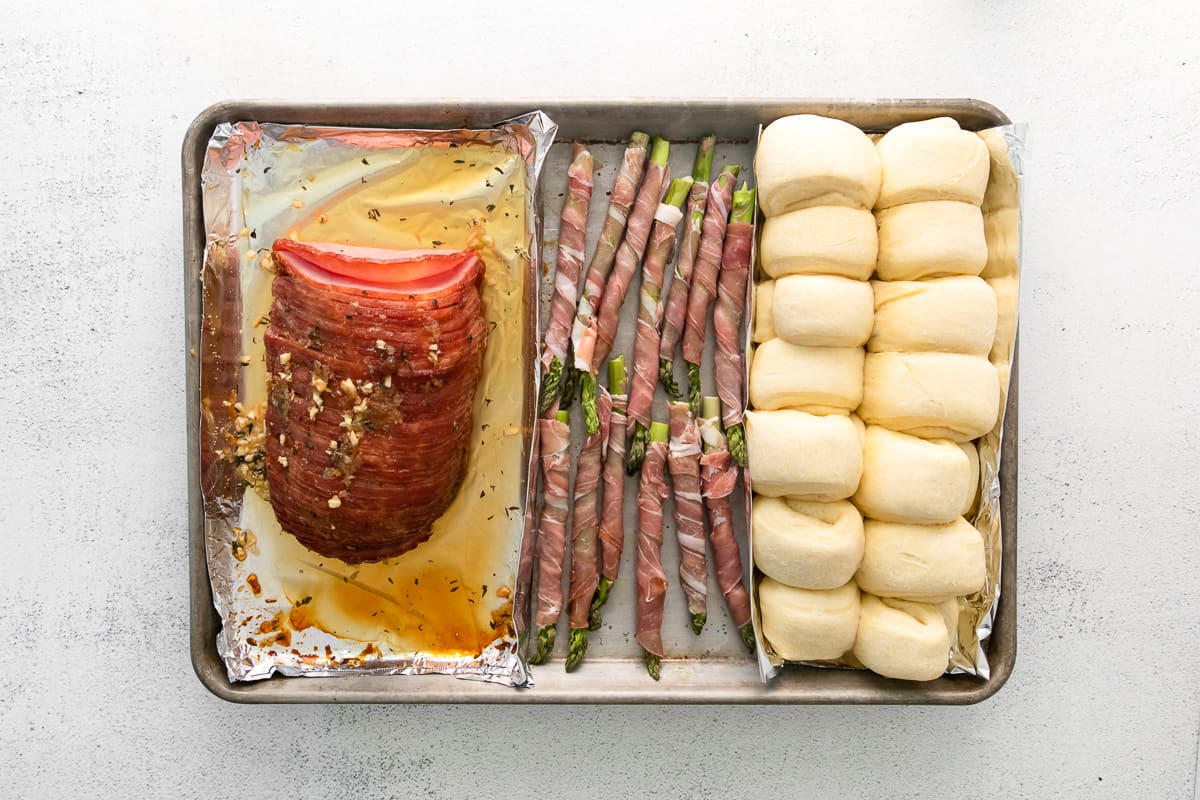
top-left (263, 239), bottom-right (486, 563)
top-left (714, 216), bottom-right (754, 429)
top-left (568, 390), bottom-right (611, 630)
top-left (658, 178), bottom-right (709, 370)
top-left (635, 438), bottom-right (671, 658)
top-left (667, 403), bottom-right (707, 623)
top-left (681, 169), bottom-right (736, 366)
top-left (598, 387), bottom-right (627, 582)
top-left (542, 144), bottom-right (594, 373)
top-left (534, 415), bottom-right (572, 629)
top-left (698, 416), bottom-right (751, 630)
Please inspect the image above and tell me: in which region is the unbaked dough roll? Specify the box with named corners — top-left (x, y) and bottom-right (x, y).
top-left (753, 280), bottom-right (776, 343)
top-left (749, 340), bottom-right (864, 414)
top-left (981, 207), bottom-right (1020, 279)
top-left (989, 275), bottom-right (1019, 362)
top-left (855, 517), bottom-right (986, 599)
top-left (853, 594), bottom-right (950, 681)
top-left (753, 498), bottom-right (864, 590)
top-left (770, 275), bottom-right (874, 347)
top-left (756, 114), bottom-right (882, 216)
top-left (868, 276), bottom-right (997, 356)
top-left (875, 117), bottom-right (990, 209)
top-left (759, 577), bottom-right (861, 662)
top-left (859, 352), bottom-right (1000, 442)
top-left (746, 410), bottom-right (864, 501)
top-left (852, 426), bottom-right (974, 524)
top-left (979, 127), bottom-right (1021, 215)
top-left (875, 201), bottom-right (988, 281)
top-left (959, 441), bottom-right (981, 518)
top-left (760, 206), bottom-right (878, 280)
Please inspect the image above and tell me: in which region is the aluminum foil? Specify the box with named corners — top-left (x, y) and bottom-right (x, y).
top-left (751, 122), bottom-right (1027, 682)
top-left (199, 111), bottom-right (556, 686)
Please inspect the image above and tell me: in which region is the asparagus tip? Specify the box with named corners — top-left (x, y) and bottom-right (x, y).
top-left (580, 371), bottom-right (599, 435)
top-left (530, 625), bottom-right (556, 665)
top-left (537, 357), bottom-right (562, 414)
top-left (727, 422), bottom-right (748, 467)
top-left (691, 613), bottom-right (707, 636)
top-left (565, 628), bottom-right (589, 672)
top-left (731, 186), bottom-right (757, 223)
top-left (739, 624), bottom-right (757, 654)
top-left (687, 362), bottom-right (702, 418)
top-left (644, 651), bottom-right (662, 681)
top-left (589, 577), bottom-right (613, 630)
top-left (659, 358), bottom-right (680, 400)
top-left (626, 424), bottom-right (648, 474)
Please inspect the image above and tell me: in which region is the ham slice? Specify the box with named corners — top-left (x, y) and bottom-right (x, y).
top-left (635, 437), bottom-right (671, 659)
top-left (667, 403), bottom-right (708, 631)
top-left (263, 239), bottom-right (486, 563)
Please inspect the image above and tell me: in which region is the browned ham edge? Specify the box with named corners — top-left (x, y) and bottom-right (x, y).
top-left (263, 240), bottom-right (486, 563)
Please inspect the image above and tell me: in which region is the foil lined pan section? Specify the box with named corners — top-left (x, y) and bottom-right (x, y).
top-left (751, 122), bottom-right (1026, 682)
top-left (199, 112), bottom-right (556, 686)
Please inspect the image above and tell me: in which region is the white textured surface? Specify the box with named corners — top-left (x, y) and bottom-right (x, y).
top-left (3, 1), bottom-right (1199, 797)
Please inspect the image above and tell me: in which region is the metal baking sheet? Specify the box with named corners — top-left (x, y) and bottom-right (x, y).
top-left (184, 98), bottom-right (1017, 704)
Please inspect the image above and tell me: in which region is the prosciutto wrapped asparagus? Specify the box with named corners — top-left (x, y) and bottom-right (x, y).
top-left (590, 358), bottom-right (626, 628)
top-left (539, 144), bottom-right (595, 414)
top-left (681, 166), bottom-right (740, 417)
top-left (579, 137), bottom-right (671, 435)
top-left (667, 402), bottom-right (708, 634)
top-left (659, 136), bottom-right (715, 400)
top-left (565, 387), bottom-right (611, 671)
top-left (713, 186), bottom-right (756, 466)
top-left (570, 133), bottom-right (649, 423)
top-left (625, 176), bottom-right (693, 473)
top-left (530, 409), bottom-right (572, 665)
top-left (699, 397), bottom-right (754, 651)
top-left (635, 420), bottom-right (672, 680)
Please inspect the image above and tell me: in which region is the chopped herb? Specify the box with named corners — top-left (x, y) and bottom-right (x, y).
top-left (414, 578), bottom-right (419, 585)
top-left (249, 229), bottom-right (257, 239)
top-left (263, 166), bottom-right (271, 174)
top-left (494, 166), bottom-right (504, 174)
top-left (387, 577), bottom-right (393, 584)
top-left (486, 204), bottom-right (495, 212)
top-left (453, 159), bottom-right (465, 164)
top-left (362, 157), bottom-right (369, 165)
top-left (431, 240), bottom-right (443, 246)
top-left (367, 208), bottom-right (381, 221)
top-left (482, 585), bottom-right (488, 596)
top-left (449, 586), bottom-right (459, 593)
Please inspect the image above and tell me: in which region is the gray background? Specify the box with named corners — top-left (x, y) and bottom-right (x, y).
top-left (3, 1), bottom-right (1198, 797)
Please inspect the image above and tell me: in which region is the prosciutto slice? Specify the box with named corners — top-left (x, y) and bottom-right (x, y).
top-left (533, 415), bottom-right (572, 631)
top-left (597, 385), bottom-right (627, 585)
top-left (568, 390), bottom-right (611, 631)
top-left (698, 414), bottom-right (752, 635)
top-left (263, 239), bottom-right (486, 563)
top-left (657, 177), bottom-right (709, 389)
top-left (635, 437), bottom-right (671, 659)
top-left (681, 168), bottom-right (737, 369)
top-left (667, 402), bottom-right (707, 631)
top-left (714, 195), bottom-right (754, 433)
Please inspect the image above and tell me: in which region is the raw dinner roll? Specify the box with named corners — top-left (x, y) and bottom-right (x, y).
top-left (982, 207), bottom-right (1020, 279)
top-left (859, 352), bottom-right (1000, 442)
top-left (770, 275), bottom-right (874, 347)
top-left (759, 577), bottom-right (861, 662)
top-left (749, 339), bottom-right (865, 414)
top-left (869, 276), bottom-right (998, 356)
top-left (988, 275), bottom-right (1019, 361)
top-left (875, 201), bottom-right (988, 281)
top-left (753, 280), bottom-right (776, 343)
top-left (959, 441), bottom-right (981, 518)
top-left (979, 127), bottom-right (1021, 214)
top-left (855, 516), bottom-right (986, 599)
top-left (874, 117), bottom-right (990, 209)
top-left (753, 498), bottom-right (864, 590)
top-left (760, 206), bottom-right (878, 280)
top-left (852, 426), bottom-right (974, 525)
top-left (853, 594), bottom-right (950, 681)
top-left (756, 114), bottom-right (882, 216)
top-left (745, 410), bottom-right (864, 501)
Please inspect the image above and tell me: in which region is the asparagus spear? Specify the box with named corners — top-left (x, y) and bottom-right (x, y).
top-left (590, 357), bottom-right (627, 629)
top-left (530, 409), bottom-right (572, 665)
top-left (626, 175), bottom-right (693, 474)
top-left (699, 396), bottom-right (755, 652)
top-left (539, 144), bottom-right (595, 414)
top-left (570, 132), bottom-right (650, 429)
top-left (580, 136), bottom-right (671, 435)
top-left (667, 401), bottom-right (708, 634)
top-left (636, 420), bottom-right (671, 680)
top-left (714, 185), bottom-right (756, 466)
top-left (659, 136), bottom-right (716, 400)
top-left (681, 165), bottom-right (739, 417)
